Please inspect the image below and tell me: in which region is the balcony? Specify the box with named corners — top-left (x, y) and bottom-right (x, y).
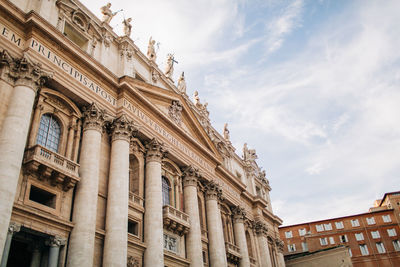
top-left (163, 205), bottom-right (190, 236)
top-left (225, 242), bottom-right (241, 264)
top-left (23, 145), bottom-right (80, 191)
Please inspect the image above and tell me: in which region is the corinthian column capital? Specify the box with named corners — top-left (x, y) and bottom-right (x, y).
top-left (82, 102), bottom-right (107, 133)
top-left (253, 220), bottom-right (268, 236)
top-left (145, 138), bottom-right (167, 163)
top-left (232, 205), bottom-right (246, 223)
top-left (0, 50), bottom-right (52, 92)
top-left (7, 222), bottom-right (21, 235)
top-left (110, 114), bottom-right (137, 142)
top-left (182, 165), bottom-right (201, 187)
top-left (205, 180), bottom-right (223, 201)
top-left (46, 236), bottom-right (66, 247)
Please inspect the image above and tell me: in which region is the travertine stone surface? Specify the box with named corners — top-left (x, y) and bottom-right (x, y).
top-left (103, 115), bottom-right (135, 267)
top-left (182, 166), bottom-right (203, 267)
top-left (233, 206), bottom-right (250, 267)
top-left (143, 139), bottom-right (166, 267)
top-left (67, 103), bottom-right (105, 267)
top-left (254, 221), bottom-right (273, 267)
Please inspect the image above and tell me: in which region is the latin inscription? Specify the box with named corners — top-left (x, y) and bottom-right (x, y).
top-left (0, 22), bottom-right (24, 47)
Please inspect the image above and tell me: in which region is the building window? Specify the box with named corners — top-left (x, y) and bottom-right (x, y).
top-left (298, 228), bottom-right (307, 236)
top-left (128, 220), bottom-right (138, 236)
top-left (316, 224), bottom-right (324, 232)
top-left (366, 217), bottom-right (375, 225)
top-left (320, 237), bottom-right (328, 246)
top-left (36, 114), bottom-right (61, 152)
top-left (393, 240), bottom-right (400, 251)
top-left (29, 185), bottom-right (57, 208)
top-left (285, 231), bottom-right (293, 238)
top-left (329, 237), bottom-right (335, 244)
top-left (371, 231), bottom-right (380, 239)
top-left (163, 234), bottom-right (178, 253)
top-left (162, 176), bottom-right (170, 206)
top-left (301, 242), bottom-right (308, 251)
top-left (288, 244), bottom-right (296, 252)
top-left (355, 233), bottom-right (364, 241)
top-left (348, 248), bottom-right (352, 257)
top-left (359, 244), bottom-right (369, 255)
top-left (340, 234), bottom-right (348, 243)
top-left (387, 228), bottom-right (397, 237)
top-left (324, 223), bottom-right (332, 231)
top-left (351, 219), bottom-right (360, 227)
top-left (376, 242), bottom-right (386, 253)
top-left (382, 215), bottom-right (392, 223)
top-left (335, 221), bottom-right (344, 229)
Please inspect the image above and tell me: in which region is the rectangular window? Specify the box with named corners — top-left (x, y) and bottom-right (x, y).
top-left (301, 242), bottom-right (308, 251)
top-left (316, 224), bottom-right (324, 232)
top-left (29, 185), bottom-right (56, 209)
top-left (324, 223), bottom-right (332, 231)
top-left (298, 228), bottom-right (307, 236)
top-left (285, 231), bottom-right (293, 238)
top-left (128, 220), bottom-right (138, 236)
top-left (359, 244), bottom-right (369, 255)
top-left (393, 240), bottom-right (400, 251)
top-left (371, 231), bottom-right (380, 239)
top-left (335, 221), bottom-right (344, 229)
top-left (288, 244), bottom-right (296, 252)
top-left (355, 233), bottom-right (364, 241)
top-left (387, 228), bottom-right (397, 237)
top-left (329, 236), bottom-right (335, 244)
top-left (376, 242), bottom-right (386, 253)
top-left (340, 234), bottom-right (348, 243)
top-left (382, 215), bottom-right (392, 223)
top-left (351, 219), bottom-right (360, 227)
top-left (320, 237), bottom-right (328, 246)
top-left (366, 217), bottom-right (375, 225)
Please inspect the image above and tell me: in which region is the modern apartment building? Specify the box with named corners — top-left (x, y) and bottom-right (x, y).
top-left (279, 191), bottom-right (400, 267)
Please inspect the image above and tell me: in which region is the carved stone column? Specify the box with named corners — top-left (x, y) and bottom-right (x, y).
top-left (143, 138), bottom-right (167, 267)
top-left (205, 181), bottom-right (227, 267)
top-left (232, 206), bottom-right (250, 267)
top-left (254, 221), bottom-right (273, 267)
top-left (0, 51), bottom-right (51, 260)
top-left (182, 166), bottom-right (203, 267)
top-left (47, 236), bottom-right (66, 267)
top-left (0, 222), bottom-right (21, 267)
top-left (29, 243), bottom-right (41, 267)
top-left (67, 103), bottom-right (106, 267)
top-left (275, 240), bottom-right (285, 267)
top-left (103, 115), bottom-right (136, 267)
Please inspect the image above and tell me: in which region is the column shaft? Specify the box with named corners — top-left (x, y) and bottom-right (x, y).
top-left (0, 230), bottom-right (13, 267)
top-left (29, 248), bottom-right (41, 267)
top-left (256, 235), bottom-right (273, 267)
top-left (48, 246), bottom-right (60, 267)
top-left (206, 197), bottom-right (227, 266)
top-left (233, 222), bottom-right (250, 267)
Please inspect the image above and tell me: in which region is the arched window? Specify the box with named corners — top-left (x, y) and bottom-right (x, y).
top-left (36, 114), bottom-right (61, 152)
top-left (246, 231), bottom-right (253, 258)
top-left (162, 176), bottom-right (170, 206)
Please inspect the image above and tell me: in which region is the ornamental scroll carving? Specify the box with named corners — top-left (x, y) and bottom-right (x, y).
top-left (0, 50), bottom-right (53, 91)
top-left (232, 206), bottom-right (246, 223)
top-left (253, 220), bottom-right (268, 236)
top-left (168, 100), bottom-right (183, 126)
top-left (110, 114), bottom-right (137, 142)
top-left (46, 236), bottom-right (66, 247)
top-left (145, 138), bottom-right (167, 163)
top-left (182, 165), bottom-right (201, 187)
top-left (82, 102), bottom-right (107, 133)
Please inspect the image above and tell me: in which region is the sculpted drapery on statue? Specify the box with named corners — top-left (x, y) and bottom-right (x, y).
top-left (122, 18), bottom-right (133, 37)
top-left (232, 206), bottom-right (246, 223)
top-left (165, 53), bottom-right (177, 79)
top-left (100, 3), bottom-right (119, 24)
top-left (223, 123), bottom-right (230, 141)
top-left (177, 72), bottom-right (186, 93)
top-left (147, 37), bottom-right (157, 62)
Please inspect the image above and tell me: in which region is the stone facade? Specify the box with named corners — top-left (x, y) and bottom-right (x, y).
top-left (0, 1), bottom-right (284, 266)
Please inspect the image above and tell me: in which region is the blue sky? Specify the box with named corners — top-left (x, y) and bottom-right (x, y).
top-left (81, 0), bottom-right (400, 225)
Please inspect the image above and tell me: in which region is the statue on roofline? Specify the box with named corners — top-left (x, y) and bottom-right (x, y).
top-left (100, 3), bottom-right (121, 24)
top-left (122, 18), bottom-right (132, 37)
top-left (147, 37), bottom-right (157, 62)
top-left (177, 72), bottom-right (186, 93)
top-left (223, 123), bottom-right (230, 141)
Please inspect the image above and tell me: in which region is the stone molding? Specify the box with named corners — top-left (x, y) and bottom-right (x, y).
top-left (81, 102), bottom-right (107, 133)
top-left (253, 220), bottom-right (268, 236)
top-left (0, 50), bottom-right (53, 91)
top-left (232, 206), bottom-right (246, 223)
top-left (205, 180), bottom-right (223, 201)
top-left (7, 222), bottom-right (21, 235)
top-left (182, 165), bottom-right (201, 188)
top-left (127, 256), bottom-right (139, 267)
top-left (46, 236), bottom-right (66, 247)
top-left (110, 114), bottom-right (137, 142)
top-left (145, 138), bottom-right (167, 163)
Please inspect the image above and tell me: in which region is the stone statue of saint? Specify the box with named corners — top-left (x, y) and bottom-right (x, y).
top-left (100, 3), bottom-right (117, 24)
top-left (122, 18), bottom-right (132, 37)
top-left (147, 37), bottom-right (157, 62)
top-left (223, 123), bottom-right (230, 141)
top-left (243, 143), bottom-right (249, 160)
top-left (165, 54), bottom-right (175, 78)
top-left (193, 91), bottom-right (201, 107)
top-left (177, 72), bottom-right (186, 93)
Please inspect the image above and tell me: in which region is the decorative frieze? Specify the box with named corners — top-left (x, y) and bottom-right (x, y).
top-left (232, 206), bottom-right (246, 223)
top-left (82, 102), bottom-right (107, 133)
top-left (182, 165), bottom-right (201, 187)
top-left (205, 181), bottom-right (223, 201)
top-left (145, 138), bottom-right (167, 163)
top-left (110, 114), bottom-right (137, 142)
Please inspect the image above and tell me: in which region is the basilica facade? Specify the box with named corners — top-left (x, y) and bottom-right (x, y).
top-left (0, 1), bottom-right (284, 266)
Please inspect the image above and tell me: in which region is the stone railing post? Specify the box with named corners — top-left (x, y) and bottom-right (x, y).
top-left (67, 103), bottom-right (107, 267)
top-left (143, 138), bottom-right (167, 267)
top-left (232, 206), bottom-right (250, 267)
top-left (205, 181), bottom-right (227, 267)
top-left (0, 50), bottom-right (52, 260)
top-left (182, 166), bottom-right (203, 267)
top-left (103, 114), bottom-right (137, 267)
top-left (254, 221), bottom-right (273, 267)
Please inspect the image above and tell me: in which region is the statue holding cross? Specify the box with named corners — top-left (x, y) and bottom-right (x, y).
top-left (165, 53), bottom-right (178, 79)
